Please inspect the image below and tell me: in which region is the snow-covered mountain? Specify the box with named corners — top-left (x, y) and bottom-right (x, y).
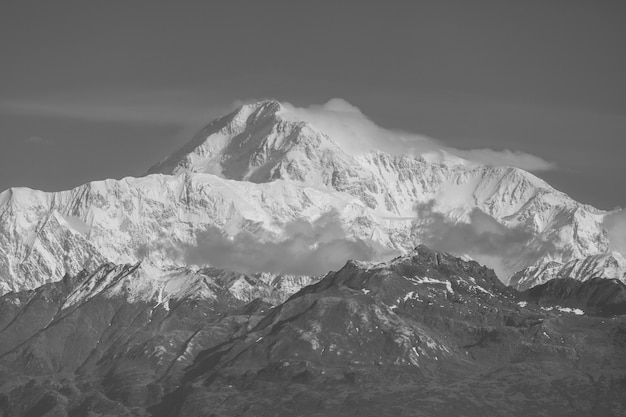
top-left (147, 100), bottom-right (610, 271)
top-left (0, 174), bottom-right (352, 293)
top-left (0, 100), bottom-right (614, 293)
top-left (53, 262), bottom-right (318, 312)
top-left (510, 252), bottom-right (626, 291)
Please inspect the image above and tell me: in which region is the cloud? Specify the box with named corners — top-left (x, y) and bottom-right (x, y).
top-left (453, 148), bottom-right (557, 172)
top-left (2, 93), bottom-right (555, 172)
top-left (139, 210), bottom-right (397, 276)
top-left (280, 98), bottom-right (443, 157)
top-left (317, 98), bottom-right (364, 114)
top-left (0, 89), bottom-right (239, 127)
top-left (24, 136), bottom-right (54, 146)
top-left (603, 209), bottom-right (626, 256)
top-left (414, 200), bottom-right (555, 279)
top-left (281, 98), bottom-right (556, 172)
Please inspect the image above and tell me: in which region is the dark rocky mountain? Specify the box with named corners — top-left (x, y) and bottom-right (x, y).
top-left (0, 263), bottom-right (273, 417)
top-left (1, 247), bottom-right (625, 416)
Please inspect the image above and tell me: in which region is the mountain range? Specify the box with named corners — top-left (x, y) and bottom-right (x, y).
top-left (1, 246), bottom-right (624, 416)
top-left (1, 99), bottom-right (625, 416)
top-left (0, 100), bottom-right (618, 295)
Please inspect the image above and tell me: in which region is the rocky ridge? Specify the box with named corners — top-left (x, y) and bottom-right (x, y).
top-left (511, 252), bottom-right (626, 291)
top-left (1, 246), bottom-right (624, 416)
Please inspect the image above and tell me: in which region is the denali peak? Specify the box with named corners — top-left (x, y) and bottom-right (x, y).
top-left (0, 100), bottom-right (617, 294)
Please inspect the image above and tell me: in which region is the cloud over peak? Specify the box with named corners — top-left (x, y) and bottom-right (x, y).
top-left (280, 98), bottom-right (556, 172)
top-left (1, 92), bottom-right (556, 172)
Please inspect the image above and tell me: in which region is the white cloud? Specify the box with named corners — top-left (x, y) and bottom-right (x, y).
top-left (316, 97), bottom-right (364, 114)
top-left (0, 89), bottom-right (239, 127)
top-left (280, 98), bottom-right (443, 156)
top-left (281, 98), bottom-right (556, 172)
top-left (603, 208), bottom-right (626, 256)
top-left (24, 136), bottom-right (54, 145)
top-left (139, 209), bottom-right (397, 276)
top-left (453, 148), bottom-right (557, 172)
top-left (414, 200), bottom-right (556, 279)
top-left (2, 93), bottom-right (556, 172)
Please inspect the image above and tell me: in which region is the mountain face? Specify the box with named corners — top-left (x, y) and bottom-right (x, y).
top-left (0, 261), bottom-right (315, 416)
top-left (510, 252), bottom-right (626, 291)
top-left (148, 100), bottom-right (610, 271)
top-left (0, 262), bottom-right (270, 417)
top-left (0, 174), bottom-right (333, 294)
top-left (1, 247), bottom-right (625, 417)
top-left (523, 276), bottom-right (626, 316)
top-left (0, 100), bottom-right (613, 295)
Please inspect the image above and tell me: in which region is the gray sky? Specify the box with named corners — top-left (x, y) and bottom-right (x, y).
top-left (1, 1), bottom-right (625, 209)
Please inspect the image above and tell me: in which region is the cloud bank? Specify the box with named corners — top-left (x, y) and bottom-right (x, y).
top-left (414, 200), bottom-right (555, 278)
top-left (140, 210), bottom-right (396, 276)
top-left (452, 148), bottom-right (556, 172)
top-left (281, 98), bottom-right (556, 172)
top-left (0, 89), bottom-right (238, 127)
top-left (603, 209), bottom-right (626, 256)
top-left (23, 136), bottom-right (55, 146)
top-left (280, 98), bottom-right (443, 156)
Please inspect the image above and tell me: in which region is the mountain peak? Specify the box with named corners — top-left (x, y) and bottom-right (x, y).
top-left (142, 101), bottom-right (610, 275)
top-left (228, 99), bottom-right (283, 125)
top-left (0, 100), bottom-right (613, 297)
top-left (147, 99), bottom-right (339, 180)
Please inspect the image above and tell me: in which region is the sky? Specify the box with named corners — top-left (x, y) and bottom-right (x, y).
top-left (1, 1), bottom-right (625, 209)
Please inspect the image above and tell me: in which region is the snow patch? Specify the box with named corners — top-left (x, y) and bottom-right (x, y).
top-left (406, 276), bottom-right (453, 293)
top-left (540, 306), bottom-right (584, 315)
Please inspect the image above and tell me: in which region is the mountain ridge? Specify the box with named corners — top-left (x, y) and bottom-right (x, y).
top-left (1, 245), bottom-right (625, 416)
top-left (511, 251), bottom-right (626, 290)
top-left (0, 100), bottom-right (617, 295)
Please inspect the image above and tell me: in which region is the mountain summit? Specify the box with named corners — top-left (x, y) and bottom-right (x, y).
top-left (149, 100), bottom-right (611, 275)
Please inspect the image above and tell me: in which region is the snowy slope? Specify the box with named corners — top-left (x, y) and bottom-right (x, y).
top-left (148, 100), bottom-right (610, 275)
top-left (510, 252), bottom-right (626, 291)
top-left (0, 100), bottom-right (615, 293)
top-left (0, 174), bottom-right (377, 293)
top-left (58, 262), bottom-right (318, 310)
